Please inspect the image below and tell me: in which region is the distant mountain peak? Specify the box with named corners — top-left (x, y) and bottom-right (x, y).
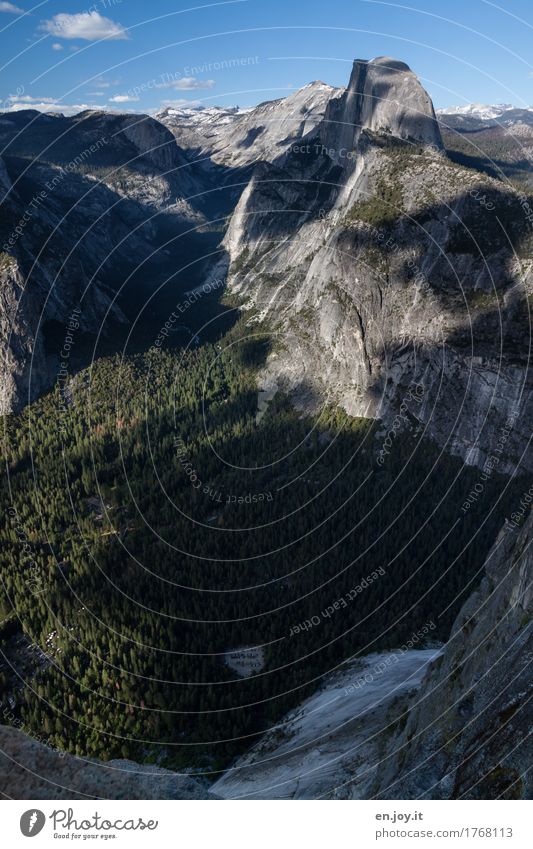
top-left (320, 54), bottom-right (442, 157)
top-left (301, 80), bottom-right (336, 89)
top-left (437, 102), bottom-right (531, 120)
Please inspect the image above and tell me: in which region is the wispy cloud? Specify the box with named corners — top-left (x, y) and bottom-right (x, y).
top-left (109, 94), bottom-right (139, 103)
top-left (41, 11), bottom-right (128, 41)
top-left (51, 42), bottom-right (63, 51)
top-left (0, 2), bottom-right (25, 13)
top-left (158, 76), bottom-right (215, 91)
top-left (93, 76), bottom-right (120, 89)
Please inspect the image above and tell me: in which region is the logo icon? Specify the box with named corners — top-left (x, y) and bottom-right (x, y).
top-left (20, 810), bottom-right (46, 837)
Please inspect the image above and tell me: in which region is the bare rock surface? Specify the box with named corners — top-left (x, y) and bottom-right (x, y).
top-left (157, 82), bottom-right (341, 170)
top-left (211, 649), bottom-right (439, 799)
top-left (0, 725), bottom-right (215, 799)
top-left (371, 511), bottom-right (533, 800)
top-left (0, 109), bottom-right (210, 413)
top-left (222, 56), bottom-right (533, 473)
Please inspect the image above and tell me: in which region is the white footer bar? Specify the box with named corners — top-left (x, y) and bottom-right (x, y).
top-left (4, 799), bottom-right (531, 848)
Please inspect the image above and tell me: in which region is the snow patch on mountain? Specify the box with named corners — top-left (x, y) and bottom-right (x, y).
top-left (437, 103), bottom-right (532, 120)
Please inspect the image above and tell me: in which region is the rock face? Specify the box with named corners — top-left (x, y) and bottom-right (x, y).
top-left (0, 86), bottom-right (343, 414)
top-left (222, 56), bottom-right (533, 473)
top-left (370, 510), bottom-right (533, 800)
top-left (158, 82), bottom-right (340, 170)
top-left (0, 254), bottom-right (48, 414)
top-left (320, 57), bottom-right (442, 159)
top-left (0, 725), bottom-right (215, 799)
top-left (156, 83), bottom-right (341, 219)
top-left (0, 109), bottom-right (210, 413)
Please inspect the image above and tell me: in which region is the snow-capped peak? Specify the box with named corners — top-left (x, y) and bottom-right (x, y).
top-left (155, 104), bottom-right (249, 124)
top-left (437, 103), bottom-right (526, 120)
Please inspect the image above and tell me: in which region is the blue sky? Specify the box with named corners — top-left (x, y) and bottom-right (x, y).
top-left (1, 0), bottom-right (533, 114)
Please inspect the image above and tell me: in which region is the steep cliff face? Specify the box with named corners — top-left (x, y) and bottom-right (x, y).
top-left (0, 254), bottom-right (47, 414)
top-left (0, 109), bottom-right (202, 214)
top-left (320, 56), bottom-right (442, 159)
top-left (370, 510), bottom-right (533, 800)
top-left (210, 649), bottom-right (440, 800)
top-left (0, 109), bottom-right (211, 413)
top-left (157, 82), bottom-right (341, 219)
top-left (223, 56), bottom-right (533, 473)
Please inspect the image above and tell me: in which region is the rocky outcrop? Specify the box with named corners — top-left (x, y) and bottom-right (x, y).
top-left (0, 109), bottom-right (201, 215)
top-left (157, 83), bottom-right (342, 219)
top-left (0, 109), bottom-right (211, 413)
top-left (0, 254), bottom-right (48, 414)
top-left (0, 725), bottom-right (215, 799)
top-left (210, 649), bottom-right (439, 799)
top-left (320, 56), bottom-right (442, 160)
top-left (158, 82), bottom-right (340, 170)
top-left (222, 56), bottom-right (533, 473)
top-left (370, 510), bottom-right (533, 800)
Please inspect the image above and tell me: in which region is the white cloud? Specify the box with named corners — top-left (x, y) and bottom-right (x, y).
top-left (159, 77), bottom-right (215, 91)
top-left (109, 94), bottom-right (139, 103)
top-left (3, 90), bottom-right (115, 115)
top-left (6, 100), bottom-right (95, 115)
top-left (51, 42), bottom-right (63, 51)
top-left (8, 94), bottom-right (57, 104)
top-left (0, 2), bottom-right (24, 13)
top-left (41, 11), bottom-right (128, 41)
